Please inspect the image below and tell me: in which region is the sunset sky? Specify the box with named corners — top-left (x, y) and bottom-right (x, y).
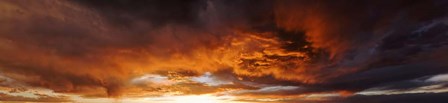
top-left (1, 0), bottom-right (448, 103)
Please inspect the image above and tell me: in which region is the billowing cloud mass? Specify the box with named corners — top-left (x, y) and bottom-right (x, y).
top-left (0, 0), bottom-right (448, 103)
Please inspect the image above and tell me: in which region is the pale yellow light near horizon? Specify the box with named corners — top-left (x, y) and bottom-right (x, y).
top-left (124, 94), bottom-right (244, 103)
top-left (174, 95), bottom-right (220, 103)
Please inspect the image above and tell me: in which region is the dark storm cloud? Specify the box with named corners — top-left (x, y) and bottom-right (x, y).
top-left (264, 93), bottom-right (448, 103)
top-left (71, 0), bottom-right (275, 30)
top-left (225, 0), bottom-right (448, 96)
top-left (72, 0), bottom-right (206, 27)
top-left (323, 62), bottom-right (448, 92)
top-left (332, 93), bottom-right (448, 103)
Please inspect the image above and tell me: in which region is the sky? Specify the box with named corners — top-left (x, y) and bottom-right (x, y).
top-left (0, 0), bottom-right (448, 103)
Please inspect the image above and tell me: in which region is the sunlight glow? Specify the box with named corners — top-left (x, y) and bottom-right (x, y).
top-left (174, 95), bottom-right (220, 103)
